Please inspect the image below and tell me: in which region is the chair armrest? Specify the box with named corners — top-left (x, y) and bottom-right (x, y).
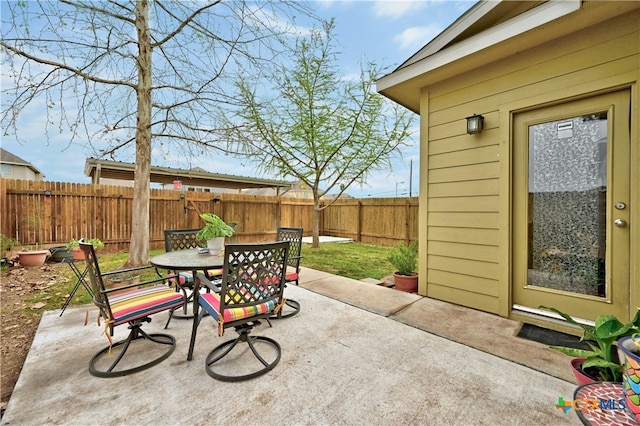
top-left (101, 264), bottom-right (157, 277)
top-left (195, 272), bottom-right (221, 293)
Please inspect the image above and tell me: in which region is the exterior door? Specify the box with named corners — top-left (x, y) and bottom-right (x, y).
top-left (513, 90), bottom-right (630, 322)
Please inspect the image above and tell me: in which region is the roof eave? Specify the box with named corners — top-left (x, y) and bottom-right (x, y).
top-left (376, 0), bottom-right (581, 113)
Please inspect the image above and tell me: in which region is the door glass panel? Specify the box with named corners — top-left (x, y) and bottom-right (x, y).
top-left (527, 112), bottom-right (607, 297)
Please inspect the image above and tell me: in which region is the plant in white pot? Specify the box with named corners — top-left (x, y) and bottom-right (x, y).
top-left (196, 213), bottom-right (235, 255)
top-left (389, 241), bottom-right (418, 293)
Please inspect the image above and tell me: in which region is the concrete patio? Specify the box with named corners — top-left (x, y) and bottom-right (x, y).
top-left (1, 267), bottom-right (578, 425)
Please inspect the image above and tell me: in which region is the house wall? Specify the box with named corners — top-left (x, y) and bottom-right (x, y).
top-left (0, 163), bottom-right (42, 181)
top-left (418, 7), bottom-right (639, 316)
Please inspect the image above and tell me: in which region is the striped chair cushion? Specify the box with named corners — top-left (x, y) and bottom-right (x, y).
top-left (285, 272), bottom-right (298, 282)
top-left (199, 290), bottom-right (277, 325)
top-left (168, 269), bottom-right (223, 286)
top-left (109, 286), bottom-right (185, 326)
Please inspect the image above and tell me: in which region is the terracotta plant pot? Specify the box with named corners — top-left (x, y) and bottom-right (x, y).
top-left (618, 336), bottom-right (640, 423)
top-left (570, 357), bottom-right (597, 386)
top-left (71, 247), bottom-right (85, 261)
top-left (393, 272), bottom-right (418, 293)
top-left (17, 250), bottom-right (50, 267)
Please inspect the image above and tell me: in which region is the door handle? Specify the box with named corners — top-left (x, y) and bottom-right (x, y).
top-left (614, 219), bottom-right (627, 228)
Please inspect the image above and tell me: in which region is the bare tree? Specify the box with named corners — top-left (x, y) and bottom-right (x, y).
top-left (1, 0), bottom-right (318, 265)
top-left (228, 21), bottom-right (416, 247)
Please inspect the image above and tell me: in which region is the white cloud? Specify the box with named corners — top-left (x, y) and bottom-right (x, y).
top-left (372, 0), bottom-right (429, 20)
top-left (393, 25), bottom-right (442, 50)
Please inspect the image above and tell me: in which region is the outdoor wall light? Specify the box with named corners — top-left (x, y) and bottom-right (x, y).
top-left (212, 196), bottom-right (221, 203)
top-left (466, 114), bottom-right (484, 135)
top-left (43, 190), bottom-right (52, 196)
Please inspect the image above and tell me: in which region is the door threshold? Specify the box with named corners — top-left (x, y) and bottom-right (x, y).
top-left (511, 304), bottom-right (594, 336)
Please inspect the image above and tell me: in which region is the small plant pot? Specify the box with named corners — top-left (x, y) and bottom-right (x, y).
top-left (17, 250), bottom-right (50, 267)
top-left (393, 272), bottom-right (418, 293)
top-left (206, 237), bottom-right (225, 255)
top-left (618, 336), bottom-right (640, 422)
top-left (570, 357), bottom-right (597, 386)
top-left (71, 247), bottom-right (85, 261)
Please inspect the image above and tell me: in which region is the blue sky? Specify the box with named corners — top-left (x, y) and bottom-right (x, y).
top-left (1, 0), bottom-right (473, 198)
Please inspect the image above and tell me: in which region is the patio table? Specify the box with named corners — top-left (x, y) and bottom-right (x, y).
top-left (150, 248), bottom-right (226, 358)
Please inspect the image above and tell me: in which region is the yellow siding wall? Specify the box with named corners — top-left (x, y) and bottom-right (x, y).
top-left (420, 8), bottom-right (639, 315)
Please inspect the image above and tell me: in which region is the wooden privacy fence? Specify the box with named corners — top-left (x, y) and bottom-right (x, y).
top-left (0, 179), bottom-right (418, 251)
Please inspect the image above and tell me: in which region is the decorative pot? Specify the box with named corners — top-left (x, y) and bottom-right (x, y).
top-left (71, 247), bottom-right (85, 261)
top-left (618, 336), bottom-right (640, 422)
top-left (570, 357), bottom-right (596, 386)
top-left (49, 246), bottom-right (73, 262)
top-left (393, 272), bottom-right (418, 293)
top-left (206, 237), bottom-right (225, 255)
top-left (17, 250), bottom-right (50, 267)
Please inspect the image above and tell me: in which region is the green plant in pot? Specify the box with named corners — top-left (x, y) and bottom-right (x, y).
top-left (389, 241), bottom-right (418, 293)
top-left (196, 213), bottom-right (235, 254)
top-left (0, 234), bottom-right (20, 254)
top-left (67, 238), bottom-right (104, 260)
top-left (540, 306), bottom-right (640, 383)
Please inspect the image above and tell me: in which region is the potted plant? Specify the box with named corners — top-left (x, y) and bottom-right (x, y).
top-left (195, 213), bottom-right (235, 255)
top-left (67, 238), bottom-right (104, 261)
top-left (618, 333), bottom-right (640, 422)
top-left (1, 234), bottom-right (20, 267)
top-left (540, 306), bottom-right (640, 384)
top-left (389, 241), bottom-right (418, 293)
top-left (16, 245), bottom-right (50, 267)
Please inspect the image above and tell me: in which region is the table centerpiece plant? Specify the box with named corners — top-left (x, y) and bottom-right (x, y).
top-left (195, 213), bottom-right (235, 255)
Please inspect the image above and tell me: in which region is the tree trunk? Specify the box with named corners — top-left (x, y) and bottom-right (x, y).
top-left (312, 195), bottom-right (320, 248)
top-left (127, 0), bottom-right (152, 267)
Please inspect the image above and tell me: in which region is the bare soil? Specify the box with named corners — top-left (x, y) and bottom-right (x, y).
top-left (0, 261), bottom-right (69, 418)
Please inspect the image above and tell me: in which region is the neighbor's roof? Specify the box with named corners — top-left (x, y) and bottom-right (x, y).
top-left (84, 158), bottom-right (292, 190)
top-left (0, 148), bottom-right (44, 175)
top-left (377, 0), bottom-right (588, 112)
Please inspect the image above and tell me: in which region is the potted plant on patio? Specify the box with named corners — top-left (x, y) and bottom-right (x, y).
top-left (540, 306), bottom-right (640, 384)
top-left (389, 241), bottom-right (418, 293)
top-left (16, 245), bottom-right (50, 267)
top-left (67, 238), bottom-right (104, 260)
top-left (196, 213), bottom-right (235, 255)
top-left (618, 332), bottom-right (640, 422)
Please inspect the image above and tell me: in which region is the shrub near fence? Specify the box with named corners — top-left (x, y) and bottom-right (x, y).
top-left (0, 179), bottom-right (418, 250)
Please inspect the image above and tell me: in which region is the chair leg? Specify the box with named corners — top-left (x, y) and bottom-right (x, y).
top-left (88, 322), bottom-right (176, 378)
top-left (204, 324), bottom-right (281, 382)
top-left (165, 286), bottom-right (194, 329)
top-left (187, 303), bottom-right (204, 361)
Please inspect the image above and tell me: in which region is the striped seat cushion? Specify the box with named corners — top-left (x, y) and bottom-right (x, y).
top-left (169, 269), bottom-right (223, 286)
top-left (199, 290), bottom-right (277, 325)
top-left (109, 286), bottom-right (185, 326)
top-left (285, 272), bottom-right (298, 282)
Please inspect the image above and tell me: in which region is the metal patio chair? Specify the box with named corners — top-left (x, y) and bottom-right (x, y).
top-left (271, 227), bottom-right (303, 318)
top-left (187, 241), bottom-right (289, 381)
top-left (80, 241), bottom-right (185, 378)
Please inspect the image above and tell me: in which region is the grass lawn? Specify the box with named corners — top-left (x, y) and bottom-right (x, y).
top-left (21, 242), bottom-right (395, 314)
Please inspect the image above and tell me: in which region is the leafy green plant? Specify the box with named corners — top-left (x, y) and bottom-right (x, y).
top-left (540, 306), bottom-right (640, 382)
top-left (0, 234), bottom-right (20, 253)
top-left (388, 241), bottom-right (418, 276)
top-left (195, 213), bottom-right (235, 241)
top-left (66, 238), bottom-right (105, 250)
